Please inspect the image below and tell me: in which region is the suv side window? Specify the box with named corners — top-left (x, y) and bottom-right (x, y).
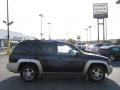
top-left (57, 44), bottom-right (78, 55)
top-left (13, 41), bottom-right (57, 55)
top-left (34, 42), bottom-right (57, 55)
top-left (12, 42), bottom-right (32, 55)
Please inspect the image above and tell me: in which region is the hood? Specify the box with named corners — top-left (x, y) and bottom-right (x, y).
top-left (83, 52), bottom-right (109, 61)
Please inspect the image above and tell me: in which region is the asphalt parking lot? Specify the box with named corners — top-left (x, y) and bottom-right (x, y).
top-left (0, 55), bottom-right (120, 90)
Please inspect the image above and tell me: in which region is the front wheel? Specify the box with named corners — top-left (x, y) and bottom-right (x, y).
top-left (88, 65), bottom-right (105, 82)
top-left (20, 66), bottom-right (38, 82)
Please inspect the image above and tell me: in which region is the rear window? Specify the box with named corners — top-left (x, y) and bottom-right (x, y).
top-left (12, 41), bottom-right (36, 55)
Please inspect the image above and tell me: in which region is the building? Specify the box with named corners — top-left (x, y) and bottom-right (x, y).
top-left (0, 29), bottom-right (37, 48)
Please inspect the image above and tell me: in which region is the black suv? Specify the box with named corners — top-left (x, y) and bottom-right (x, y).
top-left (7, 40), bottom-right (113, 82)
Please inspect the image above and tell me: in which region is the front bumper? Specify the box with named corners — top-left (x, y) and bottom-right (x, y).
top-left (107, 65), bottom-right (113, 75)
top-left (7, 63), bottom-right (19, 73)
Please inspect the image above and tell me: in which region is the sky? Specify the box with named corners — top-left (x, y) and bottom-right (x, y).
top-left (0, 0), bottom-right (120, 41)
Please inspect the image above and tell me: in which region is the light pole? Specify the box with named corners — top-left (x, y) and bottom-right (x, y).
top-left (88, 26), bottom-right (91, 43)
top-left (48, 22), bottom-right (51, 40)
top-left (3, 0), bottom-right (14, 55)
top-left (85, 29), bottom-right (88, 43)
top-left (39, 14), bottom-right (43, 40)
top-left (105, 19), bottom-right (107, 41)
top-left (97, 19), bottom-right (100, 43)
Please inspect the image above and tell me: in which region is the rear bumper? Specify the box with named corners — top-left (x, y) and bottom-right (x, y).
top-left (107, 65), bottom-right (113, 75)
top-left (7, 63), bottom-right (19, 73)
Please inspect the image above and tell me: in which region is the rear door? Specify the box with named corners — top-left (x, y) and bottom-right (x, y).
top-left (36, 42), bottom-right (58, 72)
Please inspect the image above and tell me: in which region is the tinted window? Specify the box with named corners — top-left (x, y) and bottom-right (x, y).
top-left (12, 41), bottom-right (57, 55)
top-left (39, 43), bottom-right (57, 54)
top-left (12, 41), bottom-right (36, 55)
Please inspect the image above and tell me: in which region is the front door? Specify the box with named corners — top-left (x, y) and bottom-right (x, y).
top-left (56, 43), bottom-right (83, 72)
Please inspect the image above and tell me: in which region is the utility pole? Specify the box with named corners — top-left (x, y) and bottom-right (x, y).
top-left (97, 19), bottom-right (99, 43)
top-left (48, 22), bottom-right (51, 40)
top-left (88, 26), bottom-right (92, 43)
top-left (103, 18), bottom-right (105, 43)
top-left (85, 29), bottom-right (88, 43)
top-left (3, 0), bottom-right (14, 55)
top-left (39, 14), bottom-right (43, 40)
top-left (105, 18), bottom-right (107, 41)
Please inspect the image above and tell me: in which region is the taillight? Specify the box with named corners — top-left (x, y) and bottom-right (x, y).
top-left (9, 56), bottom-right (19, 63)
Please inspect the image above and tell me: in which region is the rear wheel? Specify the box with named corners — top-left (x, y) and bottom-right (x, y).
top-left (20, 66), bottom-right (38, 82)
top-left (88, 65), bottom-right (105, 82)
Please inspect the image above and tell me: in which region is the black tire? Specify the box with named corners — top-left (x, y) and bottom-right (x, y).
top-left (109, 55), bottom-right (115, 61)
top-left (88, 65), bottom-right (105, 82)
top-left (20, 66), bottom-right (38, 82)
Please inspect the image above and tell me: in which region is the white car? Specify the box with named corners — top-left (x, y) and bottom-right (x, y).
top-left (75, 42), bottom-right (85, 49)
top-left (85, 43), bottom-right (104, 53)
top-left (85, 44), bottom-right (94, 52)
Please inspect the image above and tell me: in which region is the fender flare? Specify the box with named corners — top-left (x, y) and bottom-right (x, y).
top-left (83, 60), bottom-right (108, 74)
top-left (18, 59), bottom-right (43, 75)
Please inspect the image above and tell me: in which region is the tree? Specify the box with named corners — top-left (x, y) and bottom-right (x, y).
top-left (67, 39), bottom-right (76, 45)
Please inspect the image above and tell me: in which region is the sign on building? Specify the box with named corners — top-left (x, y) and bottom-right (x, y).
top-left (93, 3), bottom-right (108, 19)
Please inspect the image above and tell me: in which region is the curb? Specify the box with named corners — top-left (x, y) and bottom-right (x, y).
top-left (0, 52), bottom-right (7, 55)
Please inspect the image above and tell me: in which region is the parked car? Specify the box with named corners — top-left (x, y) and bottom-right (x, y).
top-left (75, 42), bottom-right (85, 50)
top-left (98, 45), bottom-right (120, 61)
top-left (85, 43), bottom-right (112, 54)
top-left (81, 44), bottom-right (90, 51)
top-left (85, 44), bottom-right (94, 52)
top-left (7, 40), bottom-right (113, 82)
top-left (91, 43), bottom-right (103, 53)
